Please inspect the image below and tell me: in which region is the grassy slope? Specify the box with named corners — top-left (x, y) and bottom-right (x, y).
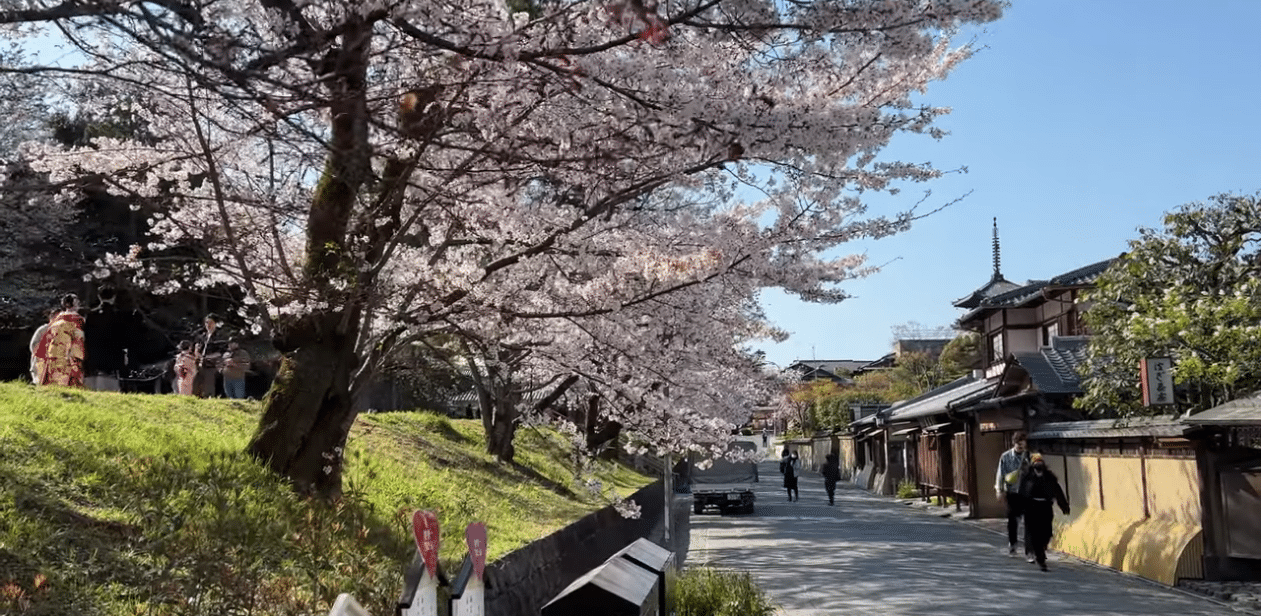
top-left (0, 383), bottom-right (652, 616)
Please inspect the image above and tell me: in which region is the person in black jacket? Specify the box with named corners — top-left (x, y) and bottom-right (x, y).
top-left (195, 313), bottom-right (230, 398)
top-left (780, 450), bottom-right (800, 502)
top-left (1018, 453), bottom-right (1070, 571)
top-left (821, 452), bottom-right (841, 506)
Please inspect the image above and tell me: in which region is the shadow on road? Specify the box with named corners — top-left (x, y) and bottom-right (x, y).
top-left (686, 455), bottom-right (1234, 616)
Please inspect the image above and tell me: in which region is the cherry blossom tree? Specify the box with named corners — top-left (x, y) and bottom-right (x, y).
top-left (1, 0), bottom-right (1005, 496)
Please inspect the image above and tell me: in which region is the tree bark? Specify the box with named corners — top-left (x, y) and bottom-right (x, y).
top-left (583, 395), bottom-right (622, 455)
top-left (246, 23), bottom-right (372, 499)
top-left (484, 400), bottom-right (518, 463)
top-left (247, 314), bottom-right (361, 497)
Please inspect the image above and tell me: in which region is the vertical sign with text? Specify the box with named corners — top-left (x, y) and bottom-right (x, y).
top-left (452, 522), bottom-right (488, 616)
top-left (1140, 357), bottom-right (1175, 406)
top-left (403, 510), bottom-right (441, 616)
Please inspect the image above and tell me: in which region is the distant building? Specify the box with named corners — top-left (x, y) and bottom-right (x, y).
top-left (785, 359), bottom-right (873, 384)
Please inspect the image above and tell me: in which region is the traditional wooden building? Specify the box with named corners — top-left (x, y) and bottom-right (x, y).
top-left (851, 219), bottom-right (1115, 518)
top-left (1184, 395), bottom-right (1261, 581)
top-left (1027, 416), bottom-right (1203, 585)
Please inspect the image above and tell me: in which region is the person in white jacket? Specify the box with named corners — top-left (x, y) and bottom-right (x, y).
top-left (28, 309), bottom-right (57, 382)
top-left (995, 432), bottom-right (1032, 559)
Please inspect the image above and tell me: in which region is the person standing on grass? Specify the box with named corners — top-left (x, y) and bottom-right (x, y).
top-left (34, 294), bottom-right (87, 387)
top-left (1018, 453), bottom-right (1070, 571)
top-left (174, 340), bottom-right (198, 396)
top-left (220, 338), bottom-right (252, 399)
top-left (195, 314), bottom-right (228, 397)
top-left (995, 431), bottom-right (1033, 560)
top-left (28, 308), bottom-right (58, 382)
top-left (822, 452), bottom-right (841, 506)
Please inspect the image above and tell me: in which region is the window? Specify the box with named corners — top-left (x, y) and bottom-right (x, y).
top-left (1042, 321), bottom-right (1059, 347)
top-left (989, 332), bottom-right (1004, 364)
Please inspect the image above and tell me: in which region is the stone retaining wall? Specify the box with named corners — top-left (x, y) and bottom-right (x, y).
top-left (484, 479), bottom-right (686, 616)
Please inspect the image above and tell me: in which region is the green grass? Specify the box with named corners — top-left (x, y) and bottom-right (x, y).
top-left (896, 480), bottom-right (918, 499)
top-left (0, 383), bottom-right (653, 615)
top-left (669, 566), bottom-right (777, 616)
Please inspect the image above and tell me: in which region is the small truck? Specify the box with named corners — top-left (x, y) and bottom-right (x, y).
top-left (690, 441), bottom-right (758, 515)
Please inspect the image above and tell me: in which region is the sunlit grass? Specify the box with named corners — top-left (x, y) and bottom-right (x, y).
top-left (0, 383), bottom-right (652, 615)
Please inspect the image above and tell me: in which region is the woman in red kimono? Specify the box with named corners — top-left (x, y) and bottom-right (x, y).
top-left (34, 294), bottom-right (87, 387)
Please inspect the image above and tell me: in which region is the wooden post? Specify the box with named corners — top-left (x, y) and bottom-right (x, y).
top-left (1096, 455), bottom-right (1105, 511)
top-left (1139, 441), bottom-right (1150, 519)
top-left (664, 454), bottom-right (672, 542)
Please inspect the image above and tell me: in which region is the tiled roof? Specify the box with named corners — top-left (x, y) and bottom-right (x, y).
top-left (886, 377), bottom-right (998, 421)
top-left (1012, 336), bottom-right (1091, 394)
top-left (788, 359), bottom-right (872, 376)
top-left (953, 275), bottom-right (1022, 309)
top-left (957, 258), bottom-right (1118, 322)
top-left (853, 353), bottom-right (896, 373)
top-left (1185, 394), bottom-right (1261, 426)
top-left (1028, 416), bottom-right (1184, 440)
top-left (1049, 257), bottom-right (1117, 287)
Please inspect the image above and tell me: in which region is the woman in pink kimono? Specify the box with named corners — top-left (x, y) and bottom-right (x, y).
top-left (34, 294), bottom-right (87, 387)
top-left (174, 340), bottom-right (198, 396)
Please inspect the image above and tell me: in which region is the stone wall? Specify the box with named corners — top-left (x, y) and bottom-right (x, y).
top-left (484, 479), bottom-right (687, 616)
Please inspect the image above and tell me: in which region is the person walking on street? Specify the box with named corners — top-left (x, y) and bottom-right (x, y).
top-left (822, 452), bottom-right (841, 506)
top-left (1018, 453), bottom-right (1070, 571)
top-left (762, 427), bottom-right (769, 449)
top-left (781, 449), bottom-right (800, 502)
top-left (995, 431), bottom-right (1032, 560)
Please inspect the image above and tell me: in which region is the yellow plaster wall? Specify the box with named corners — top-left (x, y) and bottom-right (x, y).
top-left (1046, 454), bottom-right (1202, 585)
top-left (1099, 457), bottom-right (1145, 518)
top-left (1145, 457), bottom-right (1201, 524)
top-left (837, 437), bottom-right (857, 479)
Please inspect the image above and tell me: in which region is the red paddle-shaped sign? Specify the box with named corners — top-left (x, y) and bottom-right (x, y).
top-left (412, 510), bottom-right (440, 580)
top-left (465, 522), bottom-right (487, 580)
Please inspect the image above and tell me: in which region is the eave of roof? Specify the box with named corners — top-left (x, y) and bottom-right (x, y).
top-left (1186, 394), bottom-right (1261, 426)
top-left (1028, 416), bottom-right (1184, 440)
top-left (887, 377), bottom-right (997, 421)
top-left (953, 275), bottom-right (1022, 309)
top-left (957, 258), bottom-right (1118, 325)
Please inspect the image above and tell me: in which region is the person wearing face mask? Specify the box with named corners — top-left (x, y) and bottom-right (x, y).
top-left (1018, 453), bottom-right (1070, 571)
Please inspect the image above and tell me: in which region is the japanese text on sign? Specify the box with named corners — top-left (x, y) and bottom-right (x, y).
top-left (1140, 358), bottom-right (1174, 406)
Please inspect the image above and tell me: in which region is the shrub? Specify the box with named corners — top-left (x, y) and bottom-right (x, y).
top-left (669, 566), bottom-right (776, 616)
top-left (896, 480), bottom-right (918, 499)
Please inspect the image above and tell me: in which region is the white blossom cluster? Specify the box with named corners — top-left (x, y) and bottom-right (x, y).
top-left (1, 0), bottom-right (1004, 451)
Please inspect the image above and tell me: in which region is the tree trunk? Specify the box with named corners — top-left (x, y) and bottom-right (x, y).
top-left (244, 23), bottom-right (372, 498)
top-left (247, 315), bottom-right (361, 498)
top-left (482, 396), bottom-right (518, 463)
top-left (583, 395), bottom-right (622, 455)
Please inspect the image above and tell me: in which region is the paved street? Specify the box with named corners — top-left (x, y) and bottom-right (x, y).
top-left (685, 443), bottom-right (1238, 616)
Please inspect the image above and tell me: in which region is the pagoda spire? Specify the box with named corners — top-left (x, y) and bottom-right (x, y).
top-left (992, 217), bottom-right (1002, 281)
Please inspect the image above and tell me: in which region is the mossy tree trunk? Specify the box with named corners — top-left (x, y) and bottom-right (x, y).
top-left (246, 22), bottom-right (374, 498)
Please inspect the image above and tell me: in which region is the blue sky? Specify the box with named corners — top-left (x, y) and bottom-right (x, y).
top-left (753, 0), bottom-right (1261, 368)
